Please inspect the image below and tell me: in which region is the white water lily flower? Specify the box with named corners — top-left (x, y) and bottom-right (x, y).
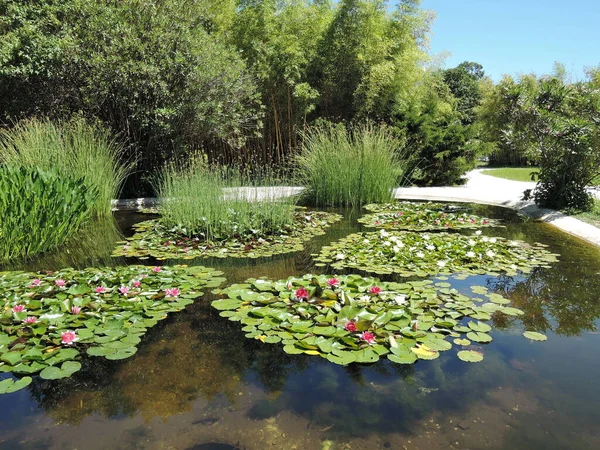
top-left (489, 237), bottom-right (497, 243)
top-left (416, 252), bottom-right (425, 258)
top-left (380, 229), bottom-right (389, 238)
top-left (383, 241), bottom-right (391, 246)
top-left (393, 246), bottom-right (401, 253)
top-left (482, 236), bottom-right (489, 242)
top-left (437, 261), bottom-right (447, 267)
top-left (468, 239), bottom-right (476, 246)
top-left (363, 239), bottom-right (370, 244)
top-left (511, 264), bottom-right (518, 270)
top-left (426, 245), bottom-right (435, 251)
top-left (509, 240), bottom-right (520, 246)
top-left (475, 230), bottom-right (482, 235)
top-left (335, 253), bottom-right (345, 260)
top-left (394, 295), bottom-right (407, 305)
top-left (466, 251), bottom-right (476, 258)
top-left (360, 295), bottom-right (371, 302)
top-left (486, 250), bottom-right (496, 258)
top-left (423, 235), bottom-right (430, 240)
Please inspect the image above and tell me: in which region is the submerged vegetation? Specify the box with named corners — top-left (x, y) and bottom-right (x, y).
top-left (0, 265), bottom-right (225, 393)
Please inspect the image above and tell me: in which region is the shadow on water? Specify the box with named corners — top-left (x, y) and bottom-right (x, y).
top-left (1, 204), bottom-right (600, 449)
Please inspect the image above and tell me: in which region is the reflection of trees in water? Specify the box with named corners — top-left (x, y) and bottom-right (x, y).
top-left (0, 217), bottom-right (125, 272)
top-left (487, 260), bottom-right (600, 336)
top-left (27, 300), bottom-right (308, 424)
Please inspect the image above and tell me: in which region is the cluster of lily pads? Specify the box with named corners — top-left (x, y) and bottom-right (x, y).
top-left (112, 211), bottom-right (342, 260)
top-left (212, 274), bottom-right (546, 367)
top-left (0, 265), bottom-right (225, 393)
top-left (314, 229), bottom-right (559, 277)
top-left (359, 201), bottom-right (499, 231)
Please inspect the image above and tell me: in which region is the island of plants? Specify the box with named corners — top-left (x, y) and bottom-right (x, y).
top-left (212, 274), bottom-right (546, 367)
top-left (359, 201), bottom-right (499, 231)
top-left (313, 229), bottom-right (559, 276)
top-left (0, 264), bottom-right (224, 394)
top-left (112, 210), bottom-right (342, 260)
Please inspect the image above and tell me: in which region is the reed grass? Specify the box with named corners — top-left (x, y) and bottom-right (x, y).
top-left (295, 123), bottom-right (410, 207)
top-left (156, 156), bottom-right (297, 241)
top-left (0, 118), bottom-right (130, 216)
top-left (0, 167), bottom-right (98, 264)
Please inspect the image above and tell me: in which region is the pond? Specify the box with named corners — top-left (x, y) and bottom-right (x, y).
top-left (1, 204), bottom-right (600, 450)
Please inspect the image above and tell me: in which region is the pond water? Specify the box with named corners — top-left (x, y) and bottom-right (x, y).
top-left (1, 205), bottom-right (600, 450)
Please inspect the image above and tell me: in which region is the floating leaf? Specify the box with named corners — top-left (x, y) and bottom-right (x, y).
top-left (457, 350), bottom-right (484, 363)
top-left (466, 331), bottom-right (493, 343)
top-left (523, 331), bottom-right (548, 341)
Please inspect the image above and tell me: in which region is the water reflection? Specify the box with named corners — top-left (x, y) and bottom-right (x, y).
top-left (1, 204), bottom-right (600, 449)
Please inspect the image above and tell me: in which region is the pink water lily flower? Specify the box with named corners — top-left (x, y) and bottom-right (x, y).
top-left (359, 331), bottom-right (376, 344)
top-left (132, 280), bottom-right (141, 288)
top-left (71, 306), bottom-right (82, 315)
top-left (119, 286), bottom-right (130, 295)
top-left (95, 286), bottom-right (106, 294)
top-left (345, 321), bottom-right (357, 332)
top-left (369, 286), bottom-right (382, 295)
top-left (12, 305), bottom-right (25, 313)
top-left (30, 279), bottom-right (42, 287)
top-left (152, 266), bottom-right (162, 273)
top-left (61, 330), bottom-right (78, 345)
top-left (164, 288), bottom-right (180, 298)
top-left (24, 316), bottom-right (37, 324)
top-left (140, 274), bottom-right (148, 279)
top-left (326, 278), bottom-right (340, 288)
top-left (55, 279), bottom-right (66, 287)
top-left (294, 287), bottom-right (309, 300)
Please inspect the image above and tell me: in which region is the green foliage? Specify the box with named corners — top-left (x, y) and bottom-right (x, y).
top-left (0, 0), bottom-right (261, 193)
top-left (0, 118), bottom-right (128, 216)
top-left (0, 167), bottom-right (98, 263)
top-left (295, 123), bottom-right (410, 207)
top-left (156, 156), bottom-right (297, 241)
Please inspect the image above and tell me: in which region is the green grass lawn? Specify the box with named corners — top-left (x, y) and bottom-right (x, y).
top-left (481, 167), bottom-right (539, 182)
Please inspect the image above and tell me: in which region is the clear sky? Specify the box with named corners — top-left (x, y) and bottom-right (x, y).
top-left (418, 0), bottom-right (600, 81)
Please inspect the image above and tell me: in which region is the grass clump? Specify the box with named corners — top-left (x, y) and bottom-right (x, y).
top-left (0, 167), bottom-right (98, 264)
top-left (0, 118), bottom-right (129, 217)
top-left (156, 156), bottom-right (297, 241)
top-left (295, 123), bottom-right (410, 207)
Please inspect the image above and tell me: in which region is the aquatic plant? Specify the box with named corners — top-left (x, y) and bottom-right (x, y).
top-left (359, 201), bottom-right (499, 231)
top-left (0, 167), bottom-right (98, 264)
top-left (313, 229), bottom-right (559, 276)
top-left (112, 211), bottom-right (342, 260)
top-left (156, 157), bottom-right (297, 240)
top-left (295, 123), bottom-right (411, 207)
top-left (212, 275), bottom-right (545, 366)
top-left (0, 265), bottom-right (225, 393)
top-left (0, 118), bottom-right (130, 217)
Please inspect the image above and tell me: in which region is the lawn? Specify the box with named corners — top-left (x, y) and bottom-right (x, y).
top-left (568, 198), bottom-right (600, 229)
top-left (481, 167), bottom-right (539, 182)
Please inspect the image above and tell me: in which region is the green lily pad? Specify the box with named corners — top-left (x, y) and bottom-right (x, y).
top-left (457, 350), bottom-right (484, 363)
top-left (523, 331), bottom-right (548, 341)
top-left (0, 376), bottom-right (32, 394)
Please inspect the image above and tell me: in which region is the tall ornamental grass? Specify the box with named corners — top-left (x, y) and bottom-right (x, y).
top-left (156, 157), bottom-right (297, 241)
top-left (0, 167), bottom-right (98, 264)
top-left (295, 123), bottom-right (410, 207)
top-left (0, 118), bottom-right (130, 216)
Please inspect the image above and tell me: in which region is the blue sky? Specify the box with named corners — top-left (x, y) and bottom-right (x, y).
top-left (418, 0), bottom-right (600, 81)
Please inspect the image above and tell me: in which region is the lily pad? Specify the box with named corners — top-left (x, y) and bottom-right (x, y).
top-left (523, 331), bottom-right (548, 341)
top-left (457, 350), bottom-right (484, 363)
top-left (0, 376), bottom-right (32, 394)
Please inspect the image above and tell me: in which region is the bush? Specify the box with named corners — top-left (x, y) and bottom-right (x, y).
top-left (0, 118), bottom-right (129, 216)
top-left (156, 157), bottom-right (297, 241)
top-left (296, 123), bottom-right (408, 207)
top-left (0, 167), bottom-right (98, 263)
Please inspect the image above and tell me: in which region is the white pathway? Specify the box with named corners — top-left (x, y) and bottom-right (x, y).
top-left (112, 170), bottom-right (600, 248)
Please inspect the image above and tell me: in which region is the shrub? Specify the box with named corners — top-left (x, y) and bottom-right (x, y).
top-left (156, 157), bottom-right (297, 241)
top-left (295, 123), bottom-right (408, 207)
top-left (0, 167), bottom-right (98, 263)
top-left (0, 118), bottom-right (129, 216)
